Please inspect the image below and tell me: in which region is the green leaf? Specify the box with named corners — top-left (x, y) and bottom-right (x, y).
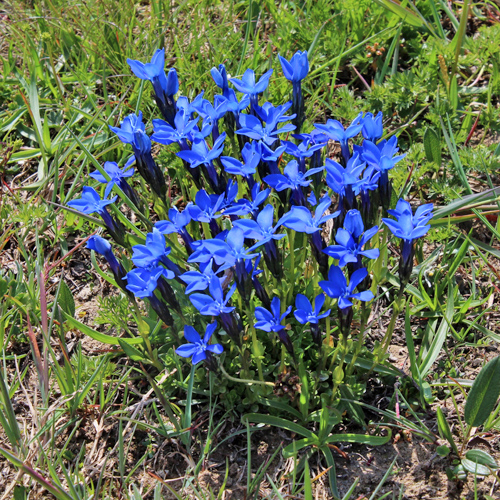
top-left (117, 339), bottom-right (144, 362)
top-left (58, 280), bottom-right (75, 318)
top-left (325, 431), bottom-right (391, 446)
top-left (242, 414), bottom-right (317, 440)
top-left (304, 460), bottom-right (313, 500)
top-left (464, 356), bottom-right (500, 427)
top-left (465, 449), bottom-right (498, 470)
top-left (436, 406), bottom-right (459, 454)
top-left (282, 437), bottom-right (318, 458)
top-left (61, 310), bottom-right (143, 346)
top-left (436, 445), bottom-right (450, 457)
top-left (423, 127), bottom-right (442, 166)
top-left (373, 0), bottom-right (425, 27)
top-left (449, 74), bottom-right (459, 110)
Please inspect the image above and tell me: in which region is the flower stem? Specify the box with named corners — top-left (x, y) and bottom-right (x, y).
top-left (219, 361), bottom-right (274, 387)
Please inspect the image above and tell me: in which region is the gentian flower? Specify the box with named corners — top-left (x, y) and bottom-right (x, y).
top-left (278, 50), bottom-right (309, 132)
top-left (197, 96), bottom-right (228, 141)
top-left (90, 161), bottom-right (134, 198)
top-left (188, 189), bottom-right (225, 236)
top-left (324, 209), bottom-right (379, 270)
top-left (294, 293), bottom-right (330, 347)
top-left (255, 101), bottom-right (295, 126)
top-left (68, 187), bottom-right (125, 246)
top-left (125, 266), bottom-right (174, 326)
top-left (255, 296), bottom-right (294, 358)
top-left (280, 195), bottom-right (339, 278)
top-left (282, 139), bottom-right (325, 174)
top-left (180, 259), bottom-right (224, 294)
top-left (359, 136), bottom-right (406, 209)
top-left (319, 266), bottom-right (374, 335)
top-left (382, 199), bottom-right (433, 288)
top-left (325, 153), bottom-right (366, 212)
top-left (236, 112), bottom-right (295, 146)
top-left (152, 110), bottom-right (199, 146)
top-left (211, 64), bottom-right (230, 97)
top-left (190, 274), bottom-right (237, 316)
top-left (109, 112), bottom-right (167, 199)
top-left (264, 160), bottom-right (323, 205)
top-left (127, 49), bottom-right (178, 126)
top-left (234, 204), bottom-right (286, 245)
top-left (176, 323), bottom-right (223, 367)
top-left (177, 133), bottom-right (226, 193)
top-left (230, 68), bottom-right (273, 111)
top-left (314, 116), bottom-right (363, 163)
top-left (87, 235), bottom-right (130, 296)
top-left (221, 141), bottom-right (261, 189)
top-left (361, 111), bottom-right (383, 142)
top-left (155, 206), bottom-right (194, 254)
top-left (131, 228), bottom-right (182, 277)
top-left (223, 183), bottom-right (270, 218)
top-left (319, 266), bottom-right (374, 309)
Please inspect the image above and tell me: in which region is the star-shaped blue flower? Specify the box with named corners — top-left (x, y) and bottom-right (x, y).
top-left (319, 266), bottom-right (374, 309)
top-left (175, 323), bottom-right (223, 365)
top-left (255, 296), bottom-right (292, 333)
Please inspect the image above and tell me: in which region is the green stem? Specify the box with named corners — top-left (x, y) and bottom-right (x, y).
top-left (378, 290), bottom-right (406, 364)
top-left (219, 362), bottom-right (274, 387)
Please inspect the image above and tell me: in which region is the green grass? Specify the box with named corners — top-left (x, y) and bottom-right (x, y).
top-left (1, 0), bottom-right (500, 498)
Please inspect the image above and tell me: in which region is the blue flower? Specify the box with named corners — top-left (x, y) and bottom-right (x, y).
top-left (131, 228), bottom-right (174, 270)
top-left (294, 293), bottom-right (330, 325)
top-left (180, 260), bottom-right (224, 294)
top-left (125, 266), bottom-right (175, 325)
top-left (188, 190), bottom-right (225, 223)
top-left (109, 112), bottom-right (167, 199)
top-left (325, 153), bottom-right (365, 210)
top-left (87, 235), bottom-right (130, 295)
top-left (211, 64), bottom-right (230, 96)
top-left (319, 266), bottom-right (374, 309)
top-left (175, 323), bottom-right (223, 365)
top-left (109, 112), bottom-right (151, 154)
top-left (177, 133), bottom-right (226, 168)
top-left (223, 183), bottom-right (270, 217)
top-left (125, 266), bottom-right (167, 299)
top-left (361, 111), bottom-right (383, 142)
top-left (314, 116), bottom-right (363, 162)
top-left (67, 186), bottom-right (116, 215)
top-left (254, 101), bottom-right (295, 126)
top-left (127, 49), bottom-right (178, 97)
top-left (230, 68), bottom-right (273, 110)
top-left (236, 112), bottom-right (295, 146)
top-left (382, 200), bottom-right (433, 242)
top-left (278, 51), bottom-right (309, 83)
top-left (90, 161), bottom-right (135, 198)
top-left (280, 195), bottom-right (339, 234)
top-left (152, 109), bottom-right (199, 146)
top-left (382, 199), bottom-right (433, 285)
top-left (155, 207), bottom-right (192, 234)
top-left (220, 141), bottom-right (261, 181)
top-left (127, 49), bottom-right (179, 126)
top-left (190, 274), bottom-right (237, 316)
top-left (324, 210), bottom-right (379, 268)
top-left (361, 136), bottom-right (406, 174)
top-left (68, 187), bottom-right (125, 245)
top-left (255, 296), bottom-right (292, 333)
top-left (233, 204), bottom-right (286, 246)
top-left (264, 160), bottom-right (323, 192)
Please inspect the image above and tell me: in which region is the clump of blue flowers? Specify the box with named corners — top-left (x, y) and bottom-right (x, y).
top-left (68, 49), bottom-right (434, 414)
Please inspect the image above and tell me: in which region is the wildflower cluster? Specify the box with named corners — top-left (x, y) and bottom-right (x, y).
top-left (68, 48), bottom-right (433, 403)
